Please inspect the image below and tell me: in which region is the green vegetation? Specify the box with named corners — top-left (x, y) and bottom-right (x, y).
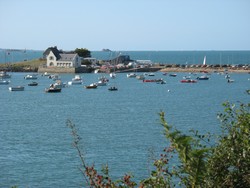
top-left (67, 102), bottom-right (250, 187)
top-left (0, 58), bottom-right (46, 72)
top-left (74, 48), bottom-right (91, 58)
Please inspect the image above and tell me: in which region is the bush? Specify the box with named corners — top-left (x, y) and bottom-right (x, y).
top-left (67, 102), bottom-right (250, 187)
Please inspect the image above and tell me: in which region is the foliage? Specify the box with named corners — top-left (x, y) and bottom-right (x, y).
top-left (158, 111), bottom-right (211, 187)
top-left (81, 60), bottom-right (92, 66)
top-left (67, 119), bottom-right (137, 188)
top-left (67, 102), bottom-right (250, 188)
top-left (206, 102), bottom-right (250, 187)
top-left (75, 48), bottom-right (91, 58)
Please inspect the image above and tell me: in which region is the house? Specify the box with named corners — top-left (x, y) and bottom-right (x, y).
top-left (45, 47), bottom-right (81, 68)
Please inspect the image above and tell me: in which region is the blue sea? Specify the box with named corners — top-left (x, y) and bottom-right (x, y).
top-left (0, 70), bottom-right (249, 187)
top-left (1, 49), bottom-right (250, 65)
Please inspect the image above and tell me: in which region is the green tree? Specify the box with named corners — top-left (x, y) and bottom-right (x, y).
top-left (75, 48), bottom-right (91, 58)
top-left (206, 102), bottom-right (250, 187)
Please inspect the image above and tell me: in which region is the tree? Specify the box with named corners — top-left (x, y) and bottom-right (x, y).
top-left (75, 48), bottom-right (91, 58)
top-left (206, 102), bottom-right (250, 187)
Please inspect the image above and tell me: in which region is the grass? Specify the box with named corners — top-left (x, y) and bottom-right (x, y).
top-left (0, 58), bottom-right (46, 72)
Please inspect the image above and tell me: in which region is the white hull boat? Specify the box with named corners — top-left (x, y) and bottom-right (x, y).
top-left (9, 86), bottom-right (24, 91)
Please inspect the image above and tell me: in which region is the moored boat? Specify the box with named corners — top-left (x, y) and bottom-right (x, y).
top-left (85, 83), bottom-right (98, 89)
top-left (108, 86), bottom-right (118, 91)
top-left (110, 72), bottom-right (116, 78)
top-left (197, 75), bottom-right (209, 80)
top-left (0, 80), bottom-right (10, 85)
top-left (24, 74), bottom-right (38, 80)
top-left (127, 73), bottom-right (137, 78)
top-left (9, 86), bottom-right (25, 91)
top-left (28, 81), bottom-right (38, 86)
top-left (95, 80), bottom-right (107, 86)
top-left (68, 75), bottom-right (83, 85)
top-left (180, 79), bottom-right (197, 83)
top-left (169, 73), bottom-right (177, 77)
top-left (143, 79), bottom-right (163, 83)
top-left (45, 83), bottom-right (62, 93)
top-left (0, 71), bottom-right (11, 79)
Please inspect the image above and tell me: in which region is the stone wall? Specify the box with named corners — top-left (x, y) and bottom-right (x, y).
top-left (38, 66), bottom-right (92, 73)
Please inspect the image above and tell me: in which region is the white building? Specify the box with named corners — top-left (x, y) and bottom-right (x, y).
top-left (46, 49), bottom-right (81, 68)
top-left (83, 57), bottom-right (98, 64)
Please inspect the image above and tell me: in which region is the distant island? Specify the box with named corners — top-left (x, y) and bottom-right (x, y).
top-left (102, 48), bottom-right (111, 52)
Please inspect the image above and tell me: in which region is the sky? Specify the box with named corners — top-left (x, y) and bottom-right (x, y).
top-left (0, 0), bottom-right (249, 51)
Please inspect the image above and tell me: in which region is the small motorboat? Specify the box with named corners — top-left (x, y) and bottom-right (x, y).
top-left (180, 79), bottom-right (197, 83)
top-left (0, 80), bottom-right (10, 85)
top-left (197, 75), bottom-right (209, 80)
top-left (68, 75), bottom-right (83, 85)
top-left (108, 86), bottom-right (118, 91)
top-left (136, 74), bottom-right (145, 80)
top-left (95, 80), bottom-right (107, 86)
top-left (0, 71), bottom-right (11, 79)
top-left (169, 73), bottom-right (177, 77)
top-left (45, 84), bottom-right (61, 93)
top-left (110, 72), bottom-right (116, 78)
top-left (24, 74), bottom-right (38, 80)
top-left (143, 79), bottom-right (163, 83)
top-left (28, 81), bottom-right (38, 86)
top-left (85, 84), bottom-right (97, 89)
top-left (9, 86), bottom-right (24, 91)
top-left (156, 80), bottom-right (166, 84)
top-left (127, 73), bottom-right (137, 78)
top-left (148, 73), bottom-right (155, 76)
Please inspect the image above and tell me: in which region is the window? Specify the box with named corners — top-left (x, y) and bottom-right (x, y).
top-left (49, 62), bottom-right (54, 66)
top-left (49, 56), bottom-right (54, 60)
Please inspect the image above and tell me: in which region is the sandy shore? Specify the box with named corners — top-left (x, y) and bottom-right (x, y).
top-left (159, 67), bottom-right (250, 73)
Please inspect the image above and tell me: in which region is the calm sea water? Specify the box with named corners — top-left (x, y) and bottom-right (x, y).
top-left (1, 49), bottom-right (250, 65)
top-left (0, 71), bottom-right (249, 187)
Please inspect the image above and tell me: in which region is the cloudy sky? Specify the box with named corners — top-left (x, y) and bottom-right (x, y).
top-left (0, 0), bottom-right (249, 51)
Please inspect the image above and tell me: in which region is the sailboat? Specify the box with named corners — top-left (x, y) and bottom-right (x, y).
top-left (108, 52), bottom-right (119, 90)
top-left (202, 56), bottom-right (206, 67)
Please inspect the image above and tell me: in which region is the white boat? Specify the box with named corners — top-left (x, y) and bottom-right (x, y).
top-left (127, 73), bottom-right (137, 78)
top-left (24, 74), bottom-right (38, 80)
top-left (0, 80), bottom-right (10, 85)
top-left (42, 72), bottom-right (50, 77)
top-left (110, 72), bottom-right (116, 78)
top-left (0, 71), bottom-right (11, 79)
top-left (136, 74), bottom-right (145, 80)
top-left (197, 75), bottom-right (209, 80)
top-left (148, 73), bottom-right (155, 76)
top-left (9, 86), bottom-right (24, 91)
top-left (68, 75), bottom-right (83, 85)
top-left (95, 80), bottom-right (107, 86)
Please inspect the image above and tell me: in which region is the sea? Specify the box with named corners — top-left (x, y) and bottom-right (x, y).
top-left (0, 49), bottom-right (250, 187)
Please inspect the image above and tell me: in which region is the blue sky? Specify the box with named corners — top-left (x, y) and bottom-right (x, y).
top-left (0, 0), bottom-right (249, 51)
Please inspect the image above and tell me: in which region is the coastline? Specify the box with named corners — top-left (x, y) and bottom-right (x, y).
top-left (0, 58), bottom-right (249, 74)
top-left (159, 67), bottom-right (250, 73)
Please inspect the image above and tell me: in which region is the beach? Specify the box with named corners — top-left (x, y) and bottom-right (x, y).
top-left (159, 67), bottom-right (250, 73)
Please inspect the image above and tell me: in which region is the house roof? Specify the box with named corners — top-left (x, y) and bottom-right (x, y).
top-left (58, 53), bottom-right (77, 61)
top-left (43, 46), bottom-right (61, 60)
